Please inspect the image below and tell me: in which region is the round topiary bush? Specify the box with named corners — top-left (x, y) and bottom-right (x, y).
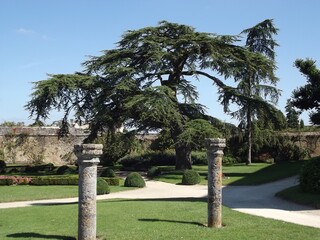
top-left (100, 168), bottom-right (116, 177)
top-left (97, 177), bottom-right (110, 195)
top-left (182, 169), bottom-right (201, 185)
top-left (299, 158), bottom-right (320, 193)
top-left (147, 166), bottom-right (161, 178)
top-left (56, 165), bottom-right (76, 175)
top-left (124, 172), bottom-right (146, 188)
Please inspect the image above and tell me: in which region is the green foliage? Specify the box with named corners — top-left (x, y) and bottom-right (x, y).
top-left (119, 151), bottom-right (176, 170)
top-left (285, 100), bottom-right (300, 129)
top-left (191, 151), bottom-right (207, 165)
top-left (94, 131), bottom-right (141, 166)
top-left (147, 166), bottom-right (161, 178)
top-left (26, 20), bottom-right (279, 170)
top-left (273, 140), bottom-right (308, 162)
top-left (0, 179), bottom-right (13, 186)
top-left (100, 168), bottom-right (116, 177)
top-left (0, 160), bottom-right (6, 172)
top-left (177, 119), bottom-right (221, 150)
top-left (101, 177), bottom-right (120, 186)
top-left (0, 121), bottom-right (25, 127)
top-left (181, 169), bottom-right (201, 185)
top-left (300, 157), bottom-right (320, 193)
top-left (56, 165), bottom-right (76, 175)
top-left (31, 176), bottom-right (78, 185)
top-left (150, 128), bottom-right (174, 151)
top-left (292, 59), bottom-right (320, 125)
top-left (124, 172), bottom-right (146, 188)
top-left (223, 155), bottom-right (238, 166)
top-left (97, 177), bottom-right (110, 195)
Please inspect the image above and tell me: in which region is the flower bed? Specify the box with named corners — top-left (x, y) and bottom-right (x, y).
top-left (0, 176), bottom-right (32, 185)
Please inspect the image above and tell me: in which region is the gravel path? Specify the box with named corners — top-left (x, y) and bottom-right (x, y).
top-left (1, 176), bottom-right (319, 228)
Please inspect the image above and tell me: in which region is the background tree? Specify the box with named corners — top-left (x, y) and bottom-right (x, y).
top-left (220, 19), bottom-right (280, 165)
top-left (285, 99), bottom-right (300, 129)
top-left (26, 21), bottom-right (277, 170)
top-left (291, 58), bottom-right (320, 125)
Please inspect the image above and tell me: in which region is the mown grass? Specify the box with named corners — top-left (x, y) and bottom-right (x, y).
top-left (276, 186), bottom-right (320, 209)
top-left (0, 180), bottom-right (134, 203)
top-left (155, 161), bottom-right (305, 185)
top-left (0, 199), bottom-right (319, 240)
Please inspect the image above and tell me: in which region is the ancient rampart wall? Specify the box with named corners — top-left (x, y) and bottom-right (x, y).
top-left (0, 127), bottom-right (89, 165)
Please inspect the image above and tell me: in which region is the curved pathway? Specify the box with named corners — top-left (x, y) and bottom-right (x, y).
top-left (0, 177), bottom-right (319, 228)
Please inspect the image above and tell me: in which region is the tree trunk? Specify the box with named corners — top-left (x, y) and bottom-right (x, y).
top-left (246, 108), bottom-right (252, 165)
top-left (175, 144), bottom-right (192, 170)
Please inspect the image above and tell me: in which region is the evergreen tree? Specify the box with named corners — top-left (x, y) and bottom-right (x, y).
top-left (26, 21), bottom-right (277, 169)
top-left (291, 58), bottom-right (320, 125)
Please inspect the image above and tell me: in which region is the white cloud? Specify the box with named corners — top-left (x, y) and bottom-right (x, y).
top-left (16, 28), bottom-right (35, 34)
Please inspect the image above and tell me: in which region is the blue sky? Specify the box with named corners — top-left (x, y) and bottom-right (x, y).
top-left (1, 0), bottom-right (320, 125)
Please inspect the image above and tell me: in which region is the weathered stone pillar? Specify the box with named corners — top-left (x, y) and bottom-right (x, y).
top-left (74, 144), bottom-right (103, 240)
top-left (205, 138), bottom-right (226, 228)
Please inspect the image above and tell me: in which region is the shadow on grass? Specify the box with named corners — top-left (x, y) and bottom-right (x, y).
top-left (31, 202), bottom-right (77, 207)
top-left (139, 218), bottom-right (206, 227)
top-left (7, 232), bottom-right (75, 240)
top-left (105, 197), bottom-right (206, 203)
top-left (227, 161), bottom-right (304, 186)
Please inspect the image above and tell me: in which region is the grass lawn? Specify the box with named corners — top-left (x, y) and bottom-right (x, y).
top-left (0, 180), bottom-right (135, 203)
top-left (0, 199), bottom-right (319, 240)
top-left (155, 161), bottom-right (305, 185)
top-left (276, 186), bottom-right (320, 209)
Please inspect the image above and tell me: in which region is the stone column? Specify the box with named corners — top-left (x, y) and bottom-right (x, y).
top-left (74, 144), bottom-right (103, 240)
top-left (205, 138), bottom-right (226, 228)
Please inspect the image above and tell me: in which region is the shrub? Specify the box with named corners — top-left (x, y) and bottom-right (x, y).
top-left (0, 160), bottom-right (6, 173)
top-left (97, 177), bottom-right (110, 195)
top-left (222, 155), bottom-right (238, 166)
top-left (147, 166), bottom-right (161, 178)
top-left (31, 176), bottom-right (78, 185)
top-left (119, 151), bottom-right (175, 170)
top-left (181, 169), bottom-right (200, 185)
top-left (24, 163), bottom-right (55, 173)
top-left (299, 157), bottom-right (320, 193)
top-left (124, 172), bottom-right (146, 188)
top-left (101, 177), bottom-right (120, 186)
top-left (100, 168), bottom-right (116, 177)
top-left (191, 151), bottom-right (207, 165)
top-left (56, 165), bottom-right (76, 175)
top-left (0, 178), bottom-right (13, 186)
top-left (0, 176), bottom-right (31, 185)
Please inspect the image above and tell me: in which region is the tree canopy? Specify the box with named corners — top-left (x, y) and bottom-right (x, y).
top-left (291, 58), bottom-right (320, 125)
top-left (26, 20), bottom-right (278, 169)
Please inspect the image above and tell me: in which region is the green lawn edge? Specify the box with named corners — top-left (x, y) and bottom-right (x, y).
top-left (275, 185), bottom-right (320, 209)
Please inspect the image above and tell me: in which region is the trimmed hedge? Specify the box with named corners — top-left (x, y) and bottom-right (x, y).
top-left (300, 157), bottom-right (320, 193)
top-left (0, 178), bottom-right (13, 186)
top-left (147, 166), bottom-right (161, 178)
top-left (30, 176), bottom-right (120, 186)
top-left (100, 168), bottom-right (116, 177)
top-left (119, 151), bottom-right (175, 170)
top-left (101, 177), bottom-right (120, 186)
top-left (56, 165), bottom-right (76, 175)
top-left (31, 177), bottom-right (78, 185)
top-left (124, 172), bottom-right (146, 188)
top-left (181, 169), bottom-right (201, 185)
top-left (97, 178), bottom-right (110, 195)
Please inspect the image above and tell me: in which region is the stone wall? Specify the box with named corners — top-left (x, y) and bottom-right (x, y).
top-left (0, 127), bottom-right (89, 165)
top-left (283, 132), bottom-right (320, 157)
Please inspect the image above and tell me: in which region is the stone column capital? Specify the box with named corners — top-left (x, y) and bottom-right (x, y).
top-left (74, 144), bottom-right (103, 164)
top-left (205, 138), bottom-right (226, 151)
